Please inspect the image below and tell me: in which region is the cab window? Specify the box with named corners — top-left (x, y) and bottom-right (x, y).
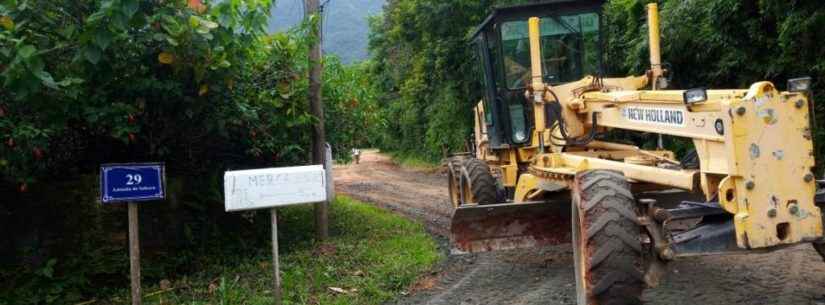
top-left (500, 12), bottom-right (600, 89)
top-left (473, 39), bottom-right (494, 125)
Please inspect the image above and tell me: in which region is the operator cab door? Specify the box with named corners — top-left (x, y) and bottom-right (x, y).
top-left (473, 20), bottom-right (530, 149)
top-left (473, 36), bottom-right (505, 149)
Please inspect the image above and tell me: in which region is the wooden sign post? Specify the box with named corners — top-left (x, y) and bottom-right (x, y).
top-left (128, 202), bottom-right (141, 305)
top-left (271, 208), bottom-right (281, 305)
top-left (224, 165), bottom-right (328, 304)
top-left (101, 163), bottom-right (166, 305)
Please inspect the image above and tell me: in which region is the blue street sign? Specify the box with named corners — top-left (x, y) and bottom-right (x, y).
top-left (100, 163), bottom-right (165, 203)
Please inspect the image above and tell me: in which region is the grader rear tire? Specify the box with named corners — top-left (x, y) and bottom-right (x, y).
top-left (572, 170), bottom-right (644, 305)
top-left (460, 158), bottom-right (497, 205)
top-left (816, 203), bottom-right (825, 261)
top-left (817, 201), bottom-right (825, 261)
top-left (448, 168), bottom-right (461, 208)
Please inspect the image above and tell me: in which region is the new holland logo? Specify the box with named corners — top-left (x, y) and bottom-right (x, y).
top-left (621, 106), bottom-right (686, 127)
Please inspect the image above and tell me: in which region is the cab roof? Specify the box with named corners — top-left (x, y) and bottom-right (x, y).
top-left (469, 0), bottom-right (605, 41)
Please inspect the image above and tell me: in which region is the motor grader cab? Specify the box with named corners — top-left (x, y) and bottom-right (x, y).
top-left (446, 1), bottom-right (825, 304)
top-left (466, 0), bottom-right (602, 151)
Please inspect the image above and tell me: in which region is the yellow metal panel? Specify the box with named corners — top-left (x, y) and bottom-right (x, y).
top-left (550, 78), bottom-right (592, 137)
top-left (646, 3), bottom-right (663, 89)
top-left (692, 139), bottom-right (728, 174)
top-left (590, 101), bottom-right (725, 141)
top-left (528, 17), bottom-right (547, 133)
top-left (528, 17), bottom-right (543, 92)
top-left (565, 150), bottom-right (670, 161)
top-left (601, 75), bottom-right (649, 91)
top-left (718, 176), bottom-right (737, 214)
top-left (584, 89), bottom-right (747, 106)
top-left (514, 173), bottom-right (540, 203)
top-left (500, 150), bottom-right (519, 187)
top-left (474, 101), bottom-right (485, 156)
top-left (531, 153), bottom-right (697, 191)
top-left (542, 75), bottom-right (648, 140)
top-left (724, 82), bottom-right (822, 248)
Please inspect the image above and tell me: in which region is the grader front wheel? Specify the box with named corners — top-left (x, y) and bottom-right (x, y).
top-left (572, 170), bottom-right (644, 305)
top-left (447, 158), bottom-right (497, 207)
top-left (814, 242), bottom-right (825, 261)
top-left (448, 166), bottom-right (462, 208)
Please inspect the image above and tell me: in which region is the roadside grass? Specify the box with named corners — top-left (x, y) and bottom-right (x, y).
top-left (105, 196), bottom-right (440, 305)
top-left (388, 152), bottom-right (441, 172)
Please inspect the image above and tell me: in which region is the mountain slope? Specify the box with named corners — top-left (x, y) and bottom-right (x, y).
top-left (268, 0), bottom-right (385, 63)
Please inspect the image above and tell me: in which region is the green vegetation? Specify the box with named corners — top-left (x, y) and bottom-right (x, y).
top-left (0, 0), bottom-right (380, 185)
top-left (390, 152), bottom-right (441, 172)
top-left (367, 0), bottom-right (506, 162)
top-left (323, 59), bottom-right (384, 159)
top-left (0, 196), bottom-right (440, 305)
top-left (132, 196), bottom-right (439, 305)
top-left (368, 0), bottom-right (825, 161)
top-left (0, 1), bottom-right (384, 304)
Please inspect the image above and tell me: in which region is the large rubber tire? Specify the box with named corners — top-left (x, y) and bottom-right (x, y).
top-left (460, 158), bottom-right (497, 205)
top-left (816, 202), bottom-right (825, 261)
top-left (572, 170), bottom-right (644, 305)
top-left (448, 167), bottom-right (461, 208)
top-left (813, 197), bottom-right (825, 261)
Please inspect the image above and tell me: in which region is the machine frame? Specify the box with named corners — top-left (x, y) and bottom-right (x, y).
top-left (448, 1), bottom-right (825, 304)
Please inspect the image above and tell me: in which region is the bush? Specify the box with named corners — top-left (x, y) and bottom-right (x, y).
top-left (0, 0), bottom-right (310, 186)
top-left (0, 0), bottom-right (379, 185)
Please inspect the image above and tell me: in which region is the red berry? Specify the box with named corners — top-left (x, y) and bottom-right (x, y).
top-left (32, 148), bottom-right (43, 160)
top-left (128, 133), bottom-right (136, 142)
top-left (128, 114), bottom-right (136, 124)
top-left (5, 138), bottom-right (13, 148)
top-left (18, 182), bottom-right (27, 193)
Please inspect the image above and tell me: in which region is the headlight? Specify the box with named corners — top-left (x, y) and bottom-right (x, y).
top-left (683, 88), bottom-right (708, 105)
top-left (514, 130), bottom-right (526, 142)
top-left (788, 77), bottom-right (812, 92)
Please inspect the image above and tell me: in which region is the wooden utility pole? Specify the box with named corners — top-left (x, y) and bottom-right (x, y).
top-left (306, 0), bottom-right (328, 241)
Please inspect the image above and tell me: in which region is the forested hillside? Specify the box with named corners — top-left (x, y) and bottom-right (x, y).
top-left (368, 0), bottom-right (825, 161)
top-left (269, 0), bottom-right (385, 63)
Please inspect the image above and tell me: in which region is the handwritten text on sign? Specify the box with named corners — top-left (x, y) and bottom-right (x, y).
top-left (224, 165), bottom-right (327, 212)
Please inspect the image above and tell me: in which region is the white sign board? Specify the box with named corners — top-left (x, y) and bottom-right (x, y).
top-left (224, 165), bottom-right (327, 212)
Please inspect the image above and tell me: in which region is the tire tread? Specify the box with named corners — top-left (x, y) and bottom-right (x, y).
top-left (463, 158), bottom-right (497, 205)
top-left (575, 170), bottom-right (643, 305)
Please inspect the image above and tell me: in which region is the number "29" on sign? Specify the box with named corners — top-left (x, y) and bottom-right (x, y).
top-left (126, 174), bottom-right (143, 185)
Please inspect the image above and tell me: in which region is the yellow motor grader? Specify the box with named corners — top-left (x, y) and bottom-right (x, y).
top-left (445, 1), bottom-right (825, 304)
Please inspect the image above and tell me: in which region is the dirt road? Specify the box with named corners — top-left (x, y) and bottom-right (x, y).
top-left (334, 150), bottom-right (825, 305)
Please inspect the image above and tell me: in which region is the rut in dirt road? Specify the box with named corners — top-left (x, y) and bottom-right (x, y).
top-left (334, 150), bottom-right (825, 305)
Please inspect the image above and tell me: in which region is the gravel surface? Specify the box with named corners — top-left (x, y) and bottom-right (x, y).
top-left (334, 150), bottom-right (825, 305)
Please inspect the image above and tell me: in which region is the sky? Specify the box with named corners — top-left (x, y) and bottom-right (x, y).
top-left (268, 0), bottom-right (385, 63)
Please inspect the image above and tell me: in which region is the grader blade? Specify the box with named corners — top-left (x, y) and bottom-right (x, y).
top-left (450, 201), bottom-right (571, 253)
